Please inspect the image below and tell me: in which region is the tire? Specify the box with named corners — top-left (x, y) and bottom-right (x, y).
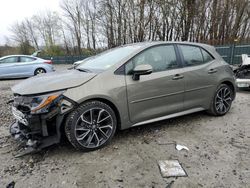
top-left (208, 84), bottom-right (233, 116)
top-left (34, 68), bottom-right (46, 75)
top-left (65, 101), bottom-right (117, 151)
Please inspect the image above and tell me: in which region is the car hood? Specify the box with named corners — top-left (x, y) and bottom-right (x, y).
top-left (12, 70), bottom-right (97, 95)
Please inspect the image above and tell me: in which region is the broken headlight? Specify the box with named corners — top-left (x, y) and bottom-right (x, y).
top-left (19, 91), bottom-right (65, 114)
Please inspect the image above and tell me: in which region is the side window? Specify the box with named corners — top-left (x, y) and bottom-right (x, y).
top-left (201, 49), bottom-right (214, 63)
top-left (0, 57), bottom-right (18, 63)
top-left (20, 57), bottom-right (35, 62)
top-left (126, 45), bottom-right (177, 74)
top-left (179, 45), bottom-right (203, 66)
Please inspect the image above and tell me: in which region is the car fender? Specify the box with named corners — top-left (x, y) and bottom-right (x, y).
top-left (63, 74), bottom-right (131, 129)
top-left (31, 63), bottom-right (53, 74)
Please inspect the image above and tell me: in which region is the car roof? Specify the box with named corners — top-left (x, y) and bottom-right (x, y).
top-left (0, 55), bottom-right (38, 60)
top-left (120, 41), bottom-right (215, 50)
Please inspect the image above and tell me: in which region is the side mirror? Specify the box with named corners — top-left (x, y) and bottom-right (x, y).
top-left (132, 64), bottom-right (153, 80)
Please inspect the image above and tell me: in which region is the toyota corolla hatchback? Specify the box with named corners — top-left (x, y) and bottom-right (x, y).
top-left (9, 42), bottom-right (236, 155)
top-left (0, 55), bottom-right (54, 78)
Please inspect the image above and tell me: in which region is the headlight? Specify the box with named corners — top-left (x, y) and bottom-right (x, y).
top-left (22, 91), bottom-right (65, 114)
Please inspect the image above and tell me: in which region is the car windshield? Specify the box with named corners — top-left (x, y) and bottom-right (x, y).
top-left (77, 45), bottom-right (143, 72)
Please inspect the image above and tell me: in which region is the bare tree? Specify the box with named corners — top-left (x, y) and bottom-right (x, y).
top-left (8, 0), bottom-right (250, 55)
top-left (61, 0), bottom-right (83, 54)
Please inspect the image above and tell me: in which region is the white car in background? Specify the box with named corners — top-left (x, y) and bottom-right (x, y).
top-left (0, 55), bottom-right (54, 79)
top-left (234, 54), bottom-right (250, 88)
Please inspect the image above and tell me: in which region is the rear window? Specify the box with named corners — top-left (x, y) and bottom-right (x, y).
top-left (20, 56), bottom-right (36, 62)
top-left (179, 45), bottom-right (203, 66)
top-left (201, 49), bottom-right (214, 63)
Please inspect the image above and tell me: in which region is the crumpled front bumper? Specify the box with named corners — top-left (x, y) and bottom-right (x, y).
top-left (9, 96), bottom-right (75, 157)
top-left (9, 108), bottom-right (64, 157)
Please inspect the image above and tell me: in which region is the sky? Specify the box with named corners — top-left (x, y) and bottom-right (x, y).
top-left (0, 0), bottom-right (61, 45)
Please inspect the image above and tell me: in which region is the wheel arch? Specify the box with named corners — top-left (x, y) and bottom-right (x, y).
top-left (220, 80), bottom-right (236, 100)
top-left (32, 63), bottom-right (50, 75)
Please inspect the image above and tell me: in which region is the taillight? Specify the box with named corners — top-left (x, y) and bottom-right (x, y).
top-left (44, 60), bottom-right (52, 64)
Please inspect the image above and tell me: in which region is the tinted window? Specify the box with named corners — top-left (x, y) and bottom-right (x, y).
top-left (0, 57), bottom-right (18, 63)
top-left (201, 49), bottom-right (214, 63)
top-left (126, 45), bottom-right (177, 73)
top-left (20, 56), bottom-right (35, 62)
top-left (179, 45), bottom-right (203, 66)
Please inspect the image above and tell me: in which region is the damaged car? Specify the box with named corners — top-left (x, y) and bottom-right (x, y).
top-left (9, 42), bottom-right (236, 156)
top-left (234, 54), bottom-right (250, 88)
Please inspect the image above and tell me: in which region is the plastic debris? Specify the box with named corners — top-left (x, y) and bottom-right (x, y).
top-left (166, 181), bottom-right (175, 188)
top-left (176, 144), bottom-right (189, 151)
top-left (158, 160), bottom-right (187, 178)
top-left (6, 181), bottom-right (15, 188)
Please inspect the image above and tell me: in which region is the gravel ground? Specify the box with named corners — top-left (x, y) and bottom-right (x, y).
top-left (0, 65), bottom-right (250, 188)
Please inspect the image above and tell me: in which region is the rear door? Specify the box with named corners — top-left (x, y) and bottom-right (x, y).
top-left (125, 45), bottom-right (185, 124)
top-left (0, 56), bottom-right (19, 78)
top-left (177, 44), bottom-right (218, 110)
top-left (13, 56), bottom-right (37, 76)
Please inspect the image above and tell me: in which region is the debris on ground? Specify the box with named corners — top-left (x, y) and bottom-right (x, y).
top-left (157, 140), bottom-right (176, 145)
top-left (6, 181), bottom-right (15, 188)
top-left (166, 180), bottom-right (175, 188)
top-left (158, 160), bottom-right (187, 178)
top-left (176, 144), bottom-right (189, 151)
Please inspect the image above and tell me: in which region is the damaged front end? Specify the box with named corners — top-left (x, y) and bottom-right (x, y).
top-left (9, 91), bottom-right (75, 157)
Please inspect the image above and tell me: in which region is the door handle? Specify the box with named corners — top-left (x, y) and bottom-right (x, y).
top-left (172, 74), bottom-right (184, 80)
top-left (208, 69), bottom-right (217, 74)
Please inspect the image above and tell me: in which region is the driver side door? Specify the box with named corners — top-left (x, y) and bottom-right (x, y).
top-left (125, 45), bottom-right (185, 124)
top-left (0, 56), bottom-right (19, 78)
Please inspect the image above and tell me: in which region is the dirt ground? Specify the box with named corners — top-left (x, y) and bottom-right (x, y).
top-left (0, 65), bottom-right (250, 188)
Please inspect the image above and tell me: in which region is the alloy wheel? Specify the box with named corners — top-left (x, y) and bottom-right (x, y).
top-left (74, 108), bottom-right (114, 148)
top-left (215, 86), bottom-right (232, 114)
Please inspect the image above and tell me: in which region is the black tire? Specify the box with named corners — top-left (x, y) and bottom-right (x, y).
top-left (34, 68), bottom-right (46, 75)
top-left (65, 101), bottom-right (117, 151)
top-left (208, 84), bottom-right (233, 116)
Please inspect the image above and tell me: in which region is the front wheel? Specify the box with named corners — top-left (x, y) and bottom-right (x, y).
top-left (208, 84), bottom-right (233, 116)
top-left (65, 101), bottom-right (117, 151)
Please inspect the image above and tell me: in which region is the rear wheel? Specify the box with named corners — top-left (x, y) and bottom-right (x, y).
top-left (208, 84), bottom-right (233, 116)
top-left (34, 68), bottom-right (46, 75)
top-left (65, 101), bottom-right (117, 151)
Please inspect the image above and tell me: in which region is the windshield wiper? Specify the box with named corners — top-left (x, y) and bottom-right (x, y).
top-left (76, 68), bottom-right (92, 73)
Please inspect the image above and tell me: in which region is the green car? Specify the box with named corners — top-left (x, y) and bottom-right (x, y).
top-left (10, 42), bottom-right (236, 155)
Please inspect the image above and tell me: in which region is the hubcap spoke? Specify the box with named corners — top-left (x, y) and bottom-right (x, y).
top-left (75, 127), bottom-right (89, 131)
top-left (90, 109), bottom-right (93, 124)
top-left (217, 93), bottom-right (222, 100)
top-left (86, 132), bottom-right (95, 146)
top-left (224, 97), bottom-right (232, 101)
top-left (99, 124), bottom-right (113, 130)
top-left (223, 100), bottom-right (230, 106)
top-left (77, 130), bottom-right (91, 141)
top-left (98, 128), bottom-right (108, 139)
top-left (93, 132), bottom-right (100, 147)
top-left (97, 115), bottom-right (111, 123)
top-left (223, 88), bottom-right (227, 97)
top-left (80, 114), bottom-right (92, 125)
top-left (97, 109), bottom-right (104, 123)
top-left (224, 91), bottom-right (230, 98)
